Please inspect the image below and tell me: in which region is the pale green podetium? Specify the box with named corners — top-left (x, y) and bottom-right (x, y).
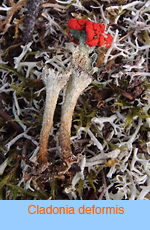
top-left (38, 43), bottom-right (97, 170)
top-left (59, 44), bottom-right (98, 167)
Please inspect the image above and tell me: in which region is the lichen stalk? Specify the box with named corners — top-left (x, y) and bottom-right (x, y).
top-left (59, 68), bottom-right (92, 161)
top-left (38, 67), bottom-right (70, 166)
top-left (59, 45), bottom-right (95, 164)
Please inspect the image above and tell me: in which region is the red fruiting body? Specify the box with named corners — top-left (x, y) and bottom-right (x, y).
top-left (67, 18), bottom-right (113, 48)
top-left (105, 34), bottom-right (113, 48)
top-left (99, 34), bottom-right (105, 47)
top-left (68, 18), bottom-right (86, 30)
top-left (78, 19), bottom-right (87, 26)
top-left (86, 20), bottom-right (95, 42)
top-left (86, 38), bottom-right (99, 47)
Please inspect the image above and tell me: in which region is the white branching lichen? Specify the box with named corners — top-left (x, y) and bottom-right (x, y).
top-left (1, 0), bottom-right (150, 200)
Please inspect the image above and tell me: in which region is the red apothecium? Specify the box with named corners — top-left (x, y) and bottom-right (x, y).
top-left (67, 18), bottom-right (113, 48)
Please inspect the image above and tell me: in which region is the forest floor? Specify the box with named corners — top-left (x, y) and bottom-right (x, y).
top-left (0, 0), bottom-right (150, 200)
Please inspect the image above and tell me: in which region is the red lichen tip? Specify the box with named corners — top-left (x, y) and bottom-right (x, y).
top-left (105, 34), bottom-right (113, 48)
top-left (99, 34), bottom-right (105, 47)
top-left (67, 18), bottom-right (113, 48)
top-left (85, 21), bottom-right (95, 42)
top-left (68, 18), bottom-right (86, 30)
top-left (86, 38), bottom-right (99, 47)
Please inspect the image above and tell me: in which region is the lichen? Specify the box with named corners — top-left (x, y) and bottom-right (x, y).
top-left (0, 0), bottom-right (150, 200)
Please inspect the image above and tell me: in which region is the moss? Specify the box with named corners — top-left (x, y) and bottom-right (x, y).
top-left (124, 106), bottom-right (149, 129)
top-left (74, 98), bottom-right (97, 135)
top-left (78, 179), bottom-right (84, 197)
top-left (139, 31), bottom-right (150, 45)
top-left (0, 65), bottom-right (25, 80)
top-left (0, 160), bottom-right (19, 191)
top-left (6, 184), bottom-right (48, 200)
top-left (50, 179), bottom-right (58, 199)
top-left (87, 172), bottom-right (97, 193)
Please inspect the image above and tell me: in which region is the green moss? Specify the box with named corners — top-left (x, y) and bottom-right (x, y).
top-left (0, 64), bottom-right (25, 80)
top-left (91, 124), bottom-right (120, 150)
top-left (0, 163), bottom-right (18, 190)
top-left (139, 31), bottom-right (150, 45)
top-left (6, 184), bottom-right (48, 200)
top-left (11, 79), bottom-right (39, 102)
top-left (50, 179), bottom-right (58, 199)
top-left (78, 179), bottom-right (84, 197)
top-left (74, 99), bottom-right (97, 135)
top-left (91, 81), bottom-right (110, 90)
top-left (88, 172), bottom-right (97, 193)
top-left (114, 101), bottom-right (124, 112)
top-left (0, 117), bottom-right (5, 126)
top-left (124, 106), bottom-right (149, 129)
